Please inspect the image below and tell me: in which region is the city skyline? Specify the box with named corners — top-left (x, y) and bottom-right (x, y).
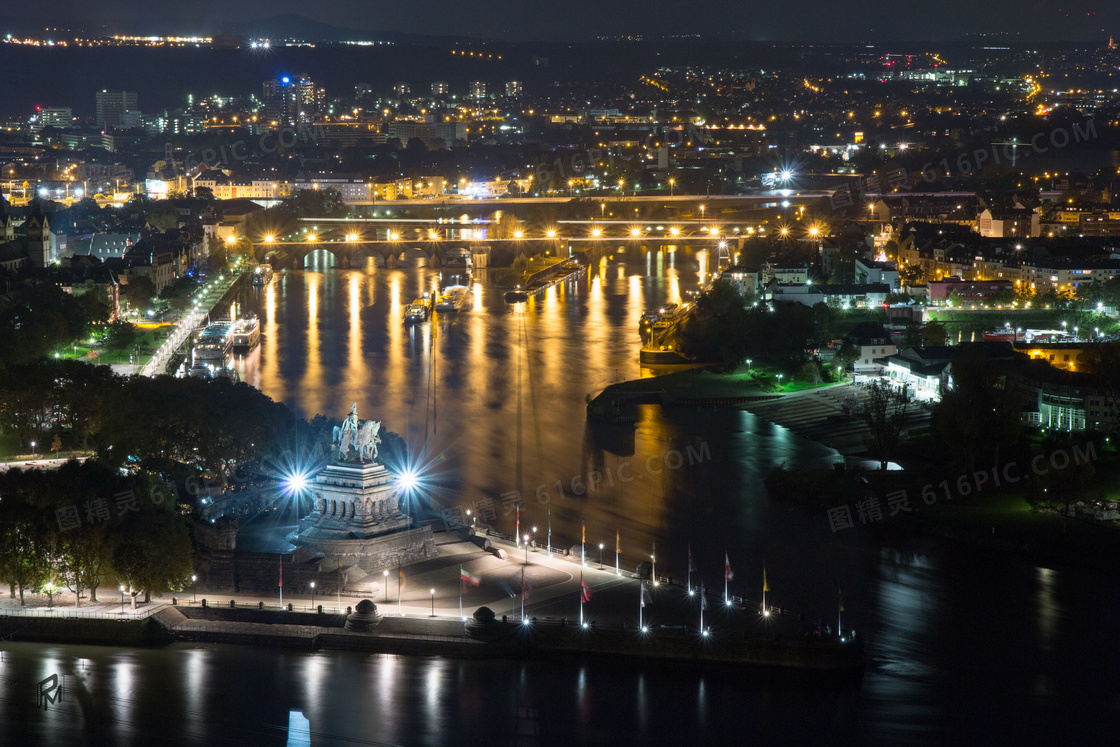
top-left (9, 1), bottom-right (1120, 42)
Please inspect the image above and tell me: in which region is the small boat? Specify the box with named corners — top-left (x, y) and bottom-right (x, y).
top-left (231, 315), bottom-right (260, 350)
top-left (435, 285), bottom-right (470, 311)
top-left (192, 323), bottom-right (233, 367)
top-left (405, 294), bottom-right (433, 323)
top-left (251, 265), bottom-right (274, 286)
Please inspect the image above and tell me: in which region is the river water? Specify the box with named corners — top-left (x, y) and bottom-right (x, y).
top-left (4, 247), bottom-right (1119, 744)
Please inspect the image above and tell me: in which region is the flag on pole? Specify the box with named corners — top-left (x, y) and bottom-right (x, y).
top-left (700, 586), bottom-right (708, 610)
top-left (688, 544), bottom-right (697, 573)
top-left (279, 557), bottom-right (283, 588)
top-left (724, 553), bottom-right (734, 582)
top-left (460, 565), bottom-right (481, 589)
top-left (763, 568), bottom-right (769, 592)
top-left (616, 529), bottom-right (620, 555)
top-left (640, 581), bottom-right (651, 608)
top-left (582, 520), bottom-right (586, 545)
top-left (838, 585), bottom-right (844, 612)
top-left (516, 503), bottom-right (520, 545)
top-left (522, 572), bottom-right (531, 599)
top-left (580, 571), bottom-right (592, 603)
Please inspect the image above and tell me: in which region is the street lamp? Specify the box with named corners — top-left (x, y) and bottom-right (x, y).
top-left (777, 374), bottom-right (784, 389)
top-left (191, 574), bottom-right (197, 603)
top-left (310, 581), bottom-right (316, 608)
top-left (669, 178), bottom-right (675, 197)
top-left (30, 441), bottom-right (36, 455)
top-left (746, 358), bottom-right (753, 371)
top-left (430, 588), bottom-right (436, 617)
top-left (383, 570), bottom-right (389, 602)
top-left (599, 543), bottom-right (604, 570)
top-left (120, 584), bottom-right (126, 615)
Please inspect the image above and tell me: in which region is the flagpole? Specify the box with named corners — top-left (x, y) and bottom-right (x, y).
top-left (699, 583), bottom-right (704, 633)
top-left (687, 544), bottom-right (692, 594)
top-left (516, 503), bottom-right (521, 548)
top-left (615, 529), bottom-right (620, 577)
top-left (580, 570), bottom-right (584, 626)
top-left (762, 566), bottom-right (767, 614)
top-left (651, 540), bottom-right (656, 584)
top-left (547, 508), bottom-right (551, 556)
top-left (278, 554), bottom-right (283, 608)
top-left (724, 552), bottom-right (728, 605)
top-left (397, 562), bottom-right (401, 616)
top-left (459, 566), bottom-right (463, 620)
top-left (837, 585), bottom-right (843, 635)
top-left (521, 565), bottom-right (525, 620)
top-left (337, 558), bottom-right (341, 612)
top-left (581, 519), bottom-right (586, 566)
top-left (639, 581), bottom-right (643, 628)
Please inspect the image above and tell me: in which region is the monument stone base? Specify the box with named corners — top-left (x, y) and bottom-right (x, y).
top-left (293, 459), bottom-right (435, 573)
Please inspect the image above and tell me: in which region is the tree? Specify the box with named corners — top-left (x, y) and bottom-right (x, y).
top-left (834, 342), bottom-right (859, 371)
top-left (123, 275), bottom-right (158, 307)
top-left (103, 320), bottom-right (139, 358)
top-left (0, 366), bottom-right (53, 447)
top-left (146, 205), bottom-right (180, 231)
top-left (920, 322), bottom-right (948, 347)
top-left (860, 381), bottom-right (910, 470)
top-left (932, 354), bottom-right (1025, 474)
top-left (1028, 458), bottom-right (1098, 533)
top-left (112, 482), bottom-right (192, 605)
top-left (0, 472), bottom-right (51, 605)
top-left (194, 186), bottom-right (215, 200)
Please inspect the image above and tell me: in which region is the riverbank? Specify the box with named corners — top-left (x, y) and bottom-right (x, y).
top-left (766, 466), bottom-right (1120, 575)
top-left (587, 366), bottom-right (844, 422)
top-left (0, 526), bottom-right (863, 675)
top-left (0, 598), bottom-right (862, 676)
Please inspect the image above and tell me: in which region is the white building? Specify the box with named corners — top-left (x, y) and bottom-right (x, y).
top-left (769, 282), bottom-right (890, 309)
top-left (854, 257), bottom-right (900, 291)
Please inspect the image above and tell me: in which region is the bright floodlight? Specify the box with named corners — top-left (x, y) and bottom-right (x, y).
top-left (780, 170), bottom-right (793, 182)
top-left (397, 468), bottom-right (419, 492)
top-left (702, 629), bottom-right (709, 637)
top-left (282, 469), bottom-right (310, 496)
top-left (641, 626), bottom-right (649, 633)
top-left (582, 622), bottom-right (589, 629)
top-left (264, 234), bottom-right (275, 243)
top-left (763, 608), bottom-right (770, 617)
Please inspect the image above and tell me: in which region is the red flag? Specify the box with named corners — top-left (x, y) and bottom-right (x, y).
top-left (724, 552), bottom-right (734, 582)
top-left (516, 503), bottom-right (520, 541)
top-left (521, 571), bottom-right (531, 599)
top-left (580, 571), bottom-right (592, 603)
top-left (279, 557), bottom-right (283, 588)
top-left (640, 581), bottom-right (651, 608)
top-left (460, 565), bottom-right (481, 589)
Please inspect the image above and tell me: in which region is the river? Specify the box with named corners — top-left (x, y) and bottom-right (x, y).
top-left (4, 247), bottom-right (1119, 744)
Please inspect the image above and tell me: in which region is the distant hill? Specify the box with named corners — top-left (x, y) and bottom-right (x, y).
top-left (0, 13), bottom-right (479, 44)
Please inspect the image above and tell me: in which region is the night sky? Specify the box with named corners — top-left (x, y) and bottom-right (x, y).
top-left (15, 0), bottom-right (1120, 42)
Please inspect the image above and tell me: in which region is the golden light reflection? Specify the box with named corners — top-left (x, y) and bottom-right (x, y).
top-left (348, 272), bottom-right (362, 377)
top-left (303, 273), bottom-right (322, 415)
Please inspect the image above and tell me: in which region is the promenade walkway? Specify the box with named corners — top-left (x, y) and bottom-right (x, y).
top-left (138, 272), bottom-right (243, 377)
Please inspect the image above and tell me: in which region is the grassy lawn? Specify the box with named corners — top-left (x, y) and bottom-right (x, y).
top-left (0, 432), bottom-right (91, 462)
top-left (926, 308), bottom-right (1120, 339)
